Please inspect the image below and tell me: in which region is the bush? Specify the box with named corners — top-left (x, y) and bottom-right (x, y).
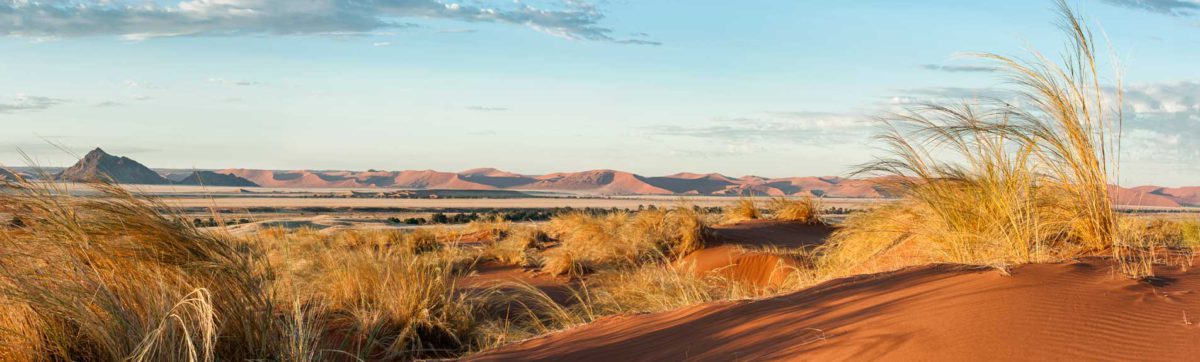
top-left (722, 198), bottom-right (760, 224)
top-left (820, 2), bottom-right (1134, 277)
top-left (768, 197), bottom-right (822, 224)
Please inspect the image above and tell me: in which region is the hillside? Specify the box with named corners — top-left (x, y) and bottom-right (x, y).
top-left (31, 149), bottom-right (1200, 206)
top-left (56, 148), bottom-right (170, 185)
top-left (176, 171), bottom-right (259, 187)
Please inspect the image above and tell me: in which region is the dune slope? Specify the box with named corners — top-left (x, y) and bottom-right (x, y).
top-left (469, 259), bottom-right (1200, 361)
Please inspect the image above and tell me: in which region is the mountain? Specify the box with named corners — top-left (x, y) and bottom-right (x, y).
top-left (56, 148), bottom-right (170, 185)
top-left (219, 169), bottom-right (366, 188)
top-left (389, 170), bottom-right (494, 189)
top-left (1138, 186), bottom-right (1200, 207)
top-left (460, 168), bottom-right (537, 188)
top-left (176, 171), bottom-right (259, 187)
top-left (0, 168), bottom-right (17, 181)
top-left (527, 170), bottom-right (674, 195)
top-left (43, 148), bottom-right (1200, 207)
top-left (645, 173), bottom-right (738, 194)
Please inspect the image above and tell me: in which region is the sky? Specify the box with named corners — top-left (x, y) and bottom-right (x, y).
top-left (0, 0), bottom-right (1198, 186)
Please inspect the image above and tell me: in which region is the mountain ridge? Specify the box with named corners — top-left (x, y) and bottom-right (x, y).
top-left (28, 149), bottom-right (1200, 207)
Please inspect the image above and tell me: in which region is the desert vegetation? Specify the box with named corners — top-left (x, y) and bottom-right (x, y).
top-left (817, 1), bottom-right (1184, 280)
top-left (0, 177), bottom-right (765, 360)
top-left (3, 2), bottom-right (1200, 361)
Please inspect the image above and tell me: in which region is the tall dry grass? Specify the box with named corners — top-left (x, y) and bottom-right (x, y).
top-left (821, 1), bottom-right (1139, 277)
top-left (0, 180), bottom-right (281, 361)
top-left (768, 196), bottom-right (822, 224)
top-left (0, 178), bottom-right (529, 361)
top-left (541, 207), bottom-right (711, 276)
top-left (722, 197), bottom-right (761, 224)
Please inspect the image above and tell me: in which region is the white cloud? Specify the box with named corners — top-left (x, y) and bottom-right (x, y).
top-left (0, 94), bottom-right (66, 113)
top-left (208, 77), bottom-right (266, 86)
top-left (465, 105), bottom-right (509, 111)
top-left (1100, 0), bottom-right (1200, 16)
top-left (648, 111), bottom-right (872, 146)
top-left (0, 0), bottom-right (655, 44)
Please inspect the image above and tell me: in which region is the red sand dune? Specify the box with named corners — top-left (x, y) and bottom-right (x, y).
top-left (389, 170), bottom-right (494, 190)
top-left (710, 219), bottom-right (835, 249)
top-left (1109, 185), bottom-right (1182, 208)
top-left (1132, 186), bottom-right (1200, 207)
top-left (677, 220), bottom-right (835, 287)
top-left (209, 164), bottom-right (1200, 206)
top-left (469, 259), bottom-right (1200, 361)
top-left (528, 170), bottom-right (674, 195)
top-left (677, 245), bottom-right (806, 288)
top-left (458, 262), bottom-right (575, 306)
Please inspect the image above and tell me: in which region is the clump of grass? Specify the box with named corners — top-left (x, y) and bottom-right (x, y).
top-left (1181, 220), bottom-right (1200, 249)
top-left (331, 228), bottom-right (443, 254)
top-left (0, 177), bottom-right (514, 361)
top-left (821, 1), bottom-right (1134, 277)
top-left (768, 196), bottom-right (823, 224)
top-left (541, 248), bottom-right (592, 278)
top-left (574, 265), bottom-right (763, 316)
top-left (485, 227), bottom-right (549, 268)
top-left (0, 180), bottom-right (280, 361)
top-left (722, 197), bottom-right (761, 224)
top-left (302, 247), bottom-right (477, 359)
top-left (540, 207), bottom-right (711, 276)
top-left (463, 216), bottom-right (514, 241)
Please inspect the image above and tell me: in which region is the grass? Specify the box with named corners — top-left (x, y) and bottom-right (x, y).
top-left (0, 180), bottom-right (280, 361)
top-left (541, 207), bottom-right (711, 277)
top-left (0, 174), bottom-right (760, 360)
top-left (769, 196), bottom-right (823, 224)
top-left (818, 1), bottom-right (1150, 278)
top-left (1, 2), bottom-right (1194, 360)
top-left (723, 197), bottom-right (761, 224)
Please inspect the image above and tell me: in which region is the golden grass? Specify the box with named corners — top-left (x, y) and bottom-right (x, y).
top-left (0, 181), bottom-right (279, 361)
top-left (722, 197), bottom-right (761, 224)
top-left (541, 207), bottom-right (711, 276)
top-left (2, 3), bottom-right (1192, 360)
top-left (483, 227), bottom-right (549, 268)
top-left (0, 178), bottom-right (531, 360)
top-left (818, 1), bottom-right (1148, 278)
top-left (768, 196), bottom-right (822, 224)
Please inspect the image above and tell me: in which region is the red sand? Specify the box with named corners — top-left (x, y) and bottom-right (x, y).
top-left (458, 262), bottom-right (574, 305)
top-left (469, 259), bottom-right (1200, 361)
top-left (675, 220), bottom-right (834, 287)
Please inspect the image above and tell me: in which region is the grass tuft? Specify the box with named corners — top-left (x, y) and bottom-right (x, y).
top-left (768, 196), bottom-right (823, 224)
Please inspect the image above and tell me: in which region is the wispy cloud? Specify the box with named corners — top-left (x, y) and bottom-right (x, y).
top-left (0, 95), bottom-right (66, 114)
top-left (647, 112), bottom-right (871, 145)
top-left (208, 78), bottom-right (266, 86)
top-left (465, 105), bottom-right (510, 111)
top-left (888, 86), bottom-right (1009, 105)
top-left (1099, 0), bottom-right (1200, 16)
top-left (919, 64), bottom-right (997, 73)
top-left (1117, 81), bottom-right (1200, 165)
top-left (0, 0), bottom-right (655, 45)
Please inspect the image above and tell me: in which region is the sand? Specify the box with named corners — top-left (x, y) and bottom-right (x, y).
top-left (457, 262), bottom-right (576, 306)
top-left (469, 258), bottom-right (1200, 361)
top-left (676, 220), bottom-right (835, 287)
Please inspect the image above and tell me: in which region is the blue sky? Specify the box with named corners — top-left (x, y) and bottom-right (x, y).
top-left (0, 0), bottom-right (1198, 186)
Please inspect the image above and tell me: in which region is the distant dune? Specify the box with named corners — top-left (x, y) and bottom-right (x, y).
top-left (176, 171), bottom-right (259, 187)
top-left (527, 169), bottom-right (674, 195)
top-left (29, 148), bottom-right (1200, 207)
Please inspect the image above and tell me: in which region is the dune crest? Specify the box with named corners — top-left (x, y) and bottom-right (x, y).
top-left (469, 259), bottom-right (1200, 361)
